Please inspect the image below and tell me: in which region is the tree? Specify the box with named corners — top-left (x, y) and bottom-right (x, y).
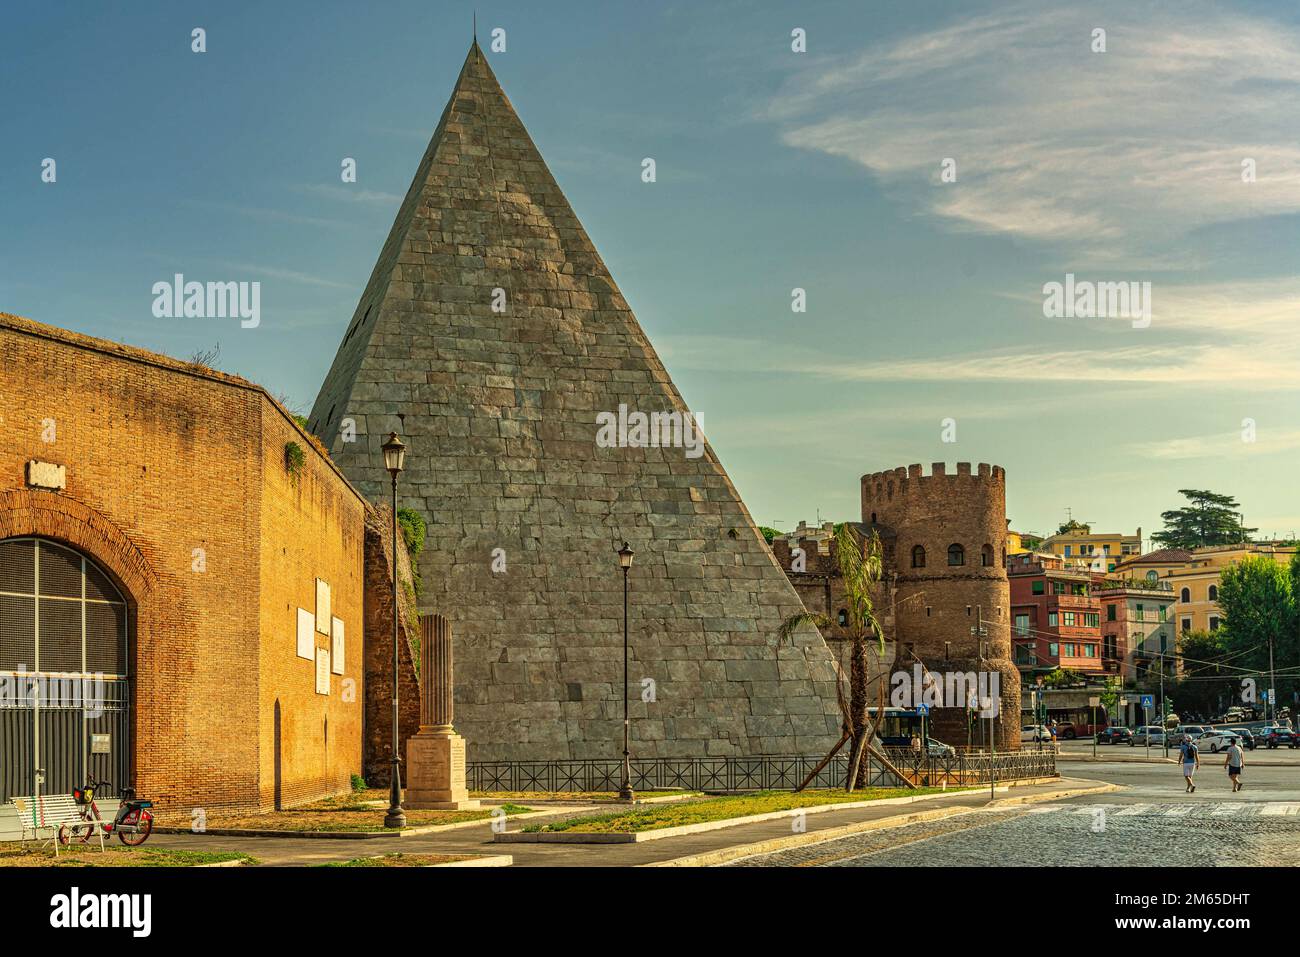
top-left (1170, 630), bottom-right (1235, 719)
top-left (779, 524), bottom-right (903, 791)
top-left (1217, 555), bottom-right (1297, 712)
top-left (1056, 519), bottom-right (1090, 535)
top-left (1151, 489), bottom-right (1256, 549)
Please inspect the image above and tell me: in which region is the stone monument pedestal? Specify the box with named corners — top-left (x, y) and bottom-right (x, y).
top-left (404, 614), bottom-right (479, 810)
top-left (406, 730), bottom-right (479, 809)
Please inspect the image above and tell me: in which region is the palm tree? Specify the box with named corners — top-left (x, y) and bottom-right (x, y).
top-left (780, 523), bottom-right (901, 791)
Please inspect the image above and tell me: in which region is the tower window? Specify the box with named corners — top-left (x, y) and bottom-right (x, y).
top-left (837, 608), bottom-right (848, 627)
top-left (948, 543), bottom-right (965, 566)
top-left (911, 545), bottom-right (926, 568)
top-left (981, 544), bottom-right (994, 567)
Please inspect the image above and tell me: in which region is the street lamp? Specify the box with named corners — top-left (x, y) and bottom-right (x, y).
top-left (382, 431), bottom-right (407, 829)
top-left (618, 541), bottom-right (635, 801)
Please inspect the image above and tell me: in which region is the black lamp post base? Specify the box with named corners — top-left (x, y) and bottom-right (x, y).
top-left (617, 786), bottom-right (635, 802)
top-left (383, 809), bottom-right (407, 829)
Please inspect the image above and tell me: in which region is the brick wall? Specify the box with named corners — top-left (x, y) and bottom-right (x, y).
top-left (0, 312), bottom-right (367, 810)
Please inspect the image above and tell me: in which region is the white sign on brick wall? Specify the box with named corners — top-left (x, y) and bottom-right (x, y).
top-left (296, 608), bottom-right (314, 660)
top-left (331, 616), bottom-right (345, 674)
top-left (315, 578), bottom-right (331, 634)
top-left (26, 460), bottom-right (66, 490)
top-left (315, 648), bottom-right (331, 695)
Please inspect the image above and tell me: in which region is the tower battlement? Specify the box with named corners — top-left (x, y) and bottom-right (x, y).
top-left (862, 462), bottom-right (1005, 504)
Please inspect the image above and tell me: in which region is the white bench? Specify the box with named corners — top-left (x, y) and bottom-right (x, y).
top-left (7, 794), bottom-right (105, 853)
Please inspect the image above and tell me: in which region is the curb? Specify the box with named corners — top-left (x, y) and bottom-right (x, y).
top-left (495, 787), bottom-right (993, 845)
top-left (645, 780), bottom-right (1117, 866)
top-left (155, 805), bottom-right (598, 840)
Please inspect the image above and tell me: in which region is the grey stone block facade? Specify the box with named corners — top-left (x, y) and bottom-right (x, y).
top-left (310, 42), bottom-right (841, 762)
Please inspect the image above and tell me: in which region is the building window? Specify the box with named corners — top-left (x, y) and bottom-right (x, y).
top-left (1064, 546), bottom-right (1071, 556)
top-left (1015, 614), bottom-right (1030, 637)
top-left (837, 609), bottom-right (848, 627)
top-left (870, 512), bottom-right (877, 524)
top-left (0, 538), bottom-right (128, 677)
top-left (1208, 584), bottom-right (1218, 602)
top-left (1063, 611), bottom-right (1076, 627)
top-left (1159, 606), bottom-right (1167, 622)
top-left (911, 545), bottom-right (926, 568)
top-left (947, 544), bottom-right (965, 566)
top-left (1209, 616), bottom-right (1220, 631)
top-left (1048, 642), bottom-right (1059, 656)
top-left (1107, 605), bottom-right (1116, 621)
top-left (1146, 570), bottom-right (1158, 583)
top-left (1181, 617), bottom-right (1192, 633)
top-left (1063, 643), bottom-right (1074, 656)
top-left (1136, 603), bottom-right (1144, 620)
top-left (966, 606), bottom-right (972, 616)
top-left (1032, 580), bottom-right (1045, 595)
top-left (1048, 612), bottom-right (1059, 627)
top-left (925, 606), bottom-right (931, 617)
top-left (1084, 644), bottom-right (1096, 657)
top-left (981, 544), bottom-right (994, 567)
top-left (1180, 587), bottom-right (1190, 603)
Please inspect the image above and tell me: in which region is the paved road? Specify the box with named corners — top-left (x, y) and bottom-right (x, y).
top-left (734, 760), bottom-right (1300, 867)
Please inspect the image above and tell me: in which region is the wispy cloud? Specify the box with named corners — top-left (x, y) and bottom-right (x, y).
top-left (765, 2), bottom-right (1300, 259)
top-left (293, 183), bottom-right (403, 206)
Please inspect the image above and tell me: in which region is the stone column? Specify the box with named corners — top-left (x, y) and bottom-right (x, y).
top-left (405, 614), bottom-right (479, 810)
top-left (422, 614), bottom-right (454, 732)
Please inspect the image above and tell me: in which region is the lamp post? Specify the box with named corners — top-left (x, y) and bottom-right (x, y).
top-left (382, 431), bottom-right (407, 829)
top-left (618, 541), bottom-right (635, 801)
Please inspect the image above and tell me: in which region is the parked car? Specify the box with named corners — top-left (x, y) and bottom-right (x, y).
top-left (1194, 730), bottom-right (1244, 753)
top-left (1129, 726), bottom-right (1168, 746)
top-left (1021, 725), bottom-right (1052, 743)
top-left (925, 738), bottom-right (957, 758)
top-left (1261, 726), bottom-right (1299, 749)
top-left (1171, 725), bottom-right (1207, 742)
top-left (1095, 727), bottom-right (1132, 745)
top-left (1222, 726), bottom-right (1258, 750)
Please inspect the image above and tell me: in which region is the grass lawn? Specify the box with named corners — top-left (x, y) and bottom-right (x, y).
top-left (155, 799), bottom-right (534, 833)
top-left (320, 853), bottom-right (475, 867)
top-left (471, 790), bottom-right (698, 802)
top-left (0, 843), bottom-right (255, 867)
top-left (523, 787), bottom-right (956, 833)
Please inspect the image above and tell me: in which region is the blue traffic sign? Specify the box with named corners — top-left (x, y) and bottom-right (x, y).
top-left (916, 704), bottom-right (929, 715)
top-left (1140, 695), bottom-right (1154, 708)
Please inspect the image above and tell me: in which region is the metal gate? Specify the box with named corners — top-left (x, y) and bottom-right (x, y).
top-left (0, 678), bottom-right (130, 801)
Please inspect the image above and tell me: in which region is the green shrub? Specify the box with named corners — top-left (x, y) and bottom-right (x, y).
top-left (350, 774), bottom-right (367, 793)
top-left (284, 441), bottom-right (306, 484)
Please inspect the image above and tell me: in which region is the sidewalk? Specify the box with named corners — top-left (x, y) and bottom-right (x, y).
top-left (146, 777), bottom-right (1110, 867)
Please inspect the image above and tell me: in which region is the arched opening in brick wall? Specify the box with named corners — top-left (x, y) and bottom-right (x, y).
top-left (0, 490), bottom-right (155, 803)
top-left (0, 536), bottom-right (132, 802)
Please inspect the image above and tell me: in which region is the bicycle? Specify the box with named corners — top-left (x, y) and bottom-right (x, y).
top-left (57, 773), bottom-right (155, 848)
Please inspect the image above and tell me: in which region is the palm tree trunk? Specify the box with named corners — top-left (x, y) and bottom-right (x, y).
top-left (848, 635), bottom-right (870, 789)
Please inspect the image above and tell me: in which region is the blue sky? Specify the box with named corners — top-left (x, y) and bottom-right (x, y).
top-left (5, 0), bottom-right (1300, 541)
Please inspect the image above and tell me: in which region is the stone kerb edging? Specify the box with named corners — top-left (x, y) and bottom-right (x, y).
top-left (645, 779), bottom-right (1120, 866)
top-left (494, 787), bottom-right (995, 845)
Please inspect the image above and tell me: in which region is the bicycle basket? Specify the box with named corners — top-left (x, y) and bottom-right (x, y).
top-left (73, 787), bottom-right (91, 805)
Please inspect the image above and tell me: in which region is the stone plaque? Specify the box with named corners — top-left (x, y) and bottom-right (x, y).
top-left (315, 648), bottom-right (330, 695)
top-left (315, 579), bottom-right (331, 634)
top-left (331, 616), bottom-right (345, 674)
top-left (26, 460), bottom-right (66, 491)
top-left (296, 608), bottom-right (314, 660)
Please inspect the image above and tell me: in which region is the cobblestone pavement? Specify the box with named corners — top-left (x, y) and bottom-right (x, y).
top-left (730, 801), bottom-right (1300, 867)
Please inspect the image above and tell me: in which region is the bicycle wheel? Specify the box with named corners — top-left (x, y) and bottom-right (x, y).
top-left (117, 810), bottom-right (152, 846)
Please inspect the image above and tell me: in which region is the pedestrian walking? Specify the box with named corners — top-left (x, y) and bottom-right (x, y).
top-left (1179, 734), bottom-right (1200, 793)
top-left (1224, 739), bottom-right (1244, 792)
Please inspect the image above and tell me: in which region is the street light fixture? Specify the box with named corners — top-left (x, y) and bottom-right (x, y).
top-left (382, 431), bottom-right (407, 829)
top-left (618, 541), bottom-right (635, 801)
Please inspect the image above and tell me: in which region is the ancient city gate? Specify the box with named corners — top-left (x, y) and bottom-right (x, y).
top-left (0, 537), bottom-right (131, 801)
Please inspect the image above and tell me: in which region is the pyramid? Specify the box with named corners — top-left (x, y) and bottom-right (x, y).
top-left (310, 43), bottom-right (841, 762)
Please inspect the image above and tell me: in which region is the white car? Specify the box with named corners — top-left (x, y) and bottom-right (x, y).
top-left (1194, 730), bottom-right (1243, 754)
top-left (1021, 725), bottom-right (1052, 743)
